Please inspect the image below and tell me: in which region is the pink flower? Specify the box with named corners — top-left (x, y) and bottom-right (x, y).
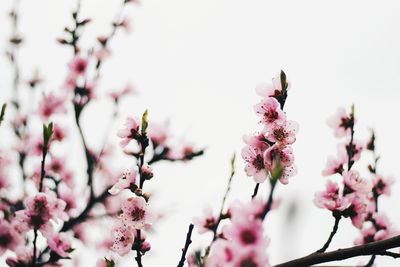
top-left (5, 247), bottom-right (32, 267)
top-left (38, 92), bottom-right (66, 121)
top-left (254, 97), bottom-right (286, 127)
top-left (372, 175), bottom-right (394, 196)
top-left (264, 144), bottom-right (294, 169)
top-left (110, 220), bottom-right (134, 256)
top-left (193, 207), bottom-right (219, 234)
top-left (280, 164), bottom-right (297, 185)
top-left (322, 155), bottom-right (346, 176)
top-left (206, 239), bottom-right (236, 267)
top-left (229, 198), bottom-right (264, 223)
top-left (341, 194), bottom-right (369, 228)
top-left (52, 124), bottom-right (67, 142)
top-left (121, 197), bottom-right (155, 229)
top-left (241, 146), bottom-right (268, 183)
top-left (117, 117), bottom-right (140, 147)
top-left (242, 132), bottom-right (270, 151)
top-left (342, 170), bottom-right (371, 196)
top-left (14, 191), bottom-right (68, 237)
top-left (109, 170), bottom-right (138, 195)
top-left (69, 56), bottom-right (88, 77)
top-left (0, 221), bottom-right (22, 256)
top-left (265, 120), bottom-right (299, 145)
top-left (47, 232), bottom-right (73, 257)
top-left (230, 247), bottom-right (270, 267)
top-left (338, 139), bottom-right (364, 163)
top-left (327, 107), bottom-right (353, 138)
top-left (148, 122), bottom-right (170, 147)
top-left (256, 73), bottom-right (290, 101)
top-left (223, 219), bottom-right (267, 248)
top-left (314, 180), bottom-right (350, 211)
top-left (109, 84), bottom-right (136, 102)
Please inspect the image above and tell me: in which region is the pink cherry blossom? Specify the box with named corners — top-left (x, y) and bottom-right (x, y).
top-left (121, 197), bottom-right (155, 229)
top-left (254, 97), bottom-right (286, 126)
top-left (256, 73), bottom-right (290, 100)
top-left (38, 92), bottom-right (67, 121)
top-left (228, 198), bottom-right (264, 223)
top-left (322, 155), bottom-right (346, 176)
top-left (109, 169), bottom-right (138, 195)
top-left (327, 107), bottom-right (353, 138)
top-left (110, 220), bottom-right (134, 256)
top-left (372, 175), bottom-right (394, 196)
top-left (342, 170), bottom-right (372, 196)
top-left (52, 124), bottom-right (67, 142)
top-left (242, 132), bottom-right (270, 151)
top-left (264, 144), bottom-right (294, 169)
top-left (117, 117), bottom-right (140, 147)
top-left (338, 139), bottom-right (364, 163)
top-left (69, 56), bottom-right (88, 77)
top-left (0, 221), bottom-right (22, 256)
top-left (241, 145), bottom-right (268, 183)
top-left (265, 120), bottom-right (299, 145)
top-left (280, 164), bottom-right (297, 185)
top-left (193, 207), bottom-right (219, 234)
top-left (148, 122), bottom-right (170, 147)
top-left (47, 232), bottom-right (73, 257)
top-left (223, 219), bottom-right (267, 248)
top-left (109, 83), bottom-right (136, 102)
top-left (314, 180), bottom-right (350, 211)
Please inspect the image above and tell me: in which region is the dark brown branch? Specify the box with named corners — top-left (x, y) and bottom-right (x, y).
top-left (177, 224), bottom-right (194, 267)
top-left (317, 212), bottom-right (341, 253)
top-left (252, 183), bottom-right (260, 198)
top-left (274, 235), bottom-right (400, 267)
top-left (259, 182), bottom-right (277, 220)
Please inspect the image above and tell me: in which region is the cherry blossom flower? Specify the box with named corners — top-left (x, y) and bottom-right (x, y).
top-left (69, 56), bottom-right (88, 77)
top-left (117, 117), bottom-right (140, 147)
top-left (38, 92), bottom-right (66, 121)
top-left (5, 247), bottom-right (33, 267)
top-left (341, 194), bottom-right (370, 228)
top-left (255, 73), bottom-right (290, 103)
top-left (0, 221), bottom-right (22, 256)
top-left (280, 164), bottom-right (298, 185)
top-left (265, 120), bottom-right (299, 145)
top-left (109, 83), bottom-right (136, 102)
top-left (264, 144), bottom-right (294, 169)
top-left (372, 175), bottom-right (394, 196)
top-left (322, 155), bottom-right (346, 176)
top-left (223, 219), bottom-right (267, 248)
top-left (110, 220), bottom-right (134, 256)
top-left (314, 180), bottom-right (350, 211)
top-left (242, 145), bottom-right (268, 183)
top-left (242, 132), bottom-right (270, 151)
top-left (121, 197), bottom-right (155, 229)
top-left (109, 169), bottom-right (138, 195)
top-left (51, 124), bottom-right (67, 142)
top-left (47, 232), bottom-right (73, 257)
top-left (148, 122), bottom-right (170, 147)
top-left (342, 170), bottom-right (371, 196)
top-left (193, 207), bottom-right (219, 234)
top-left (338, 139), bottom-right (364, 163)
top-left (327, 107), bottom-right (354, 138)
top-left (254, 97), bottom-right (286, 126)
top-left (228, 198), bottom-right (264, 223)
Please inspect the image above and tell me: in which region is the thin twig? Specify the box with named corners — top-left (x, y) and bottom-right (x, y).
top-left (317, 212), bottom-right (341, 253)
top-left (177, 224), bottom-right (194, 267)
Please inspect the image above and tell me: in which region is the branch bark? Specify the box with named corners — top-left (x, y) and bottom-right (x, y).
top-left (274, 235), bottom-right (400, 267)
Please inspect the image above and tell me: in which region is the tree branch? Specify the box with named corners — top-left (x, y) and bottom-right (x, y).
top-left (274, 235), bottom-right (400, 267)
top-left (177, 224), bottom-right (194, 267)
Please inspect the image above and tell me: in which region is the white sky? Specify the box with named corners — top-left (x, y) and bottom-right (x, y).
top-left (1, 0), bottom-right (400, 266)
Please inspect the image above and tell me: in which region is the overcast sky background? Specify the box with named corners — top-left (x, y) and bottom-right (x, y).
top-left (1, 0), bottom-right (400, 266)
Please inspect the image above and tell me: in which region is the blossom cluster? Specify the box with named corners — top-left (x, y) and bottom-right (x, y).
top-left (314, 107), bottom-right (397, 247)
top-left (242, 71), bottom-right (298, 185)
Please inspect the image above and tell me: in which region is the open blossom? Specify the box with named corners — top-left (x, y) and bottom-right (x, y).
top-left (109, 169), bottom-right (138, 195)
top-left (51, 124), bottom-right (67, 142)
top-left (338, 139), bottom-right (364, 163)
top-left (5, 247), bottom-right (33, 267)
top-left (14, 191), bottom-right (68, 237)
top-left (47, 232), bottom-right (73, 257)
top-left (254, 97), bottom-right (286, 126)
top-left (372, 175), bottom-right (394, 196)
top-left (193, 207), bottom-right (219, 234)
top-left (117, 117), bottom-right (140, 147)
top-left (229, 198), bottom-right (264, 223)
top-left (38, 92), bottom-right (66, 121)
top-left (109, 83), bottom-right (136, 102)
top-left (0, 221), bottom-right (22, 256)
top-left (342, 170), bottom-right (372, 196)
top-left (69, 56), bottom-right (88, 77)
top-left (121, 197), bottom-right (155, 229)
top-left (314, 180), bottom-right (350, 211)
top-left (264, 144), bottom-right (294, 169)
top-left (242, 145), bottom-right (268, 183)
top-left (280, 165), bottom-right (297, 185)
top-left (322, 155), bottom-right (346, 176)
top-left (223, 218), bottom-right (267, 248)
top-left (255, 73), bottom-right (290, 102)
top-left (327, 107), bottom-right (353, 138)
top-left (242, 132), bottom-right (270, 151)
top-left (265, 120), bottom-right (299, 145)
top-left (148, 122), bottom-right (170, 147)
top-left (341, 194), bottom-right (370, 228)
top-left (110, 220), bottom-right (134, 256)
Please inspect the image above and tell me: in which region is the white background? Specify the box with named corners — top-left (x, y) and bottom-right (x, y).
top-left (1, 0), bottom-right (400, 266)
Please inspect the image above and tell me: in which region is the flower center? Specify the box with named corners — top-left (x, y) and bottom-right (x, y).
top-left (252, 155), bottom-right (265, 171)
top-left (131, 207), bottom-right (145, 221)
top-left (240, 229), bottom-right (257, 244)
